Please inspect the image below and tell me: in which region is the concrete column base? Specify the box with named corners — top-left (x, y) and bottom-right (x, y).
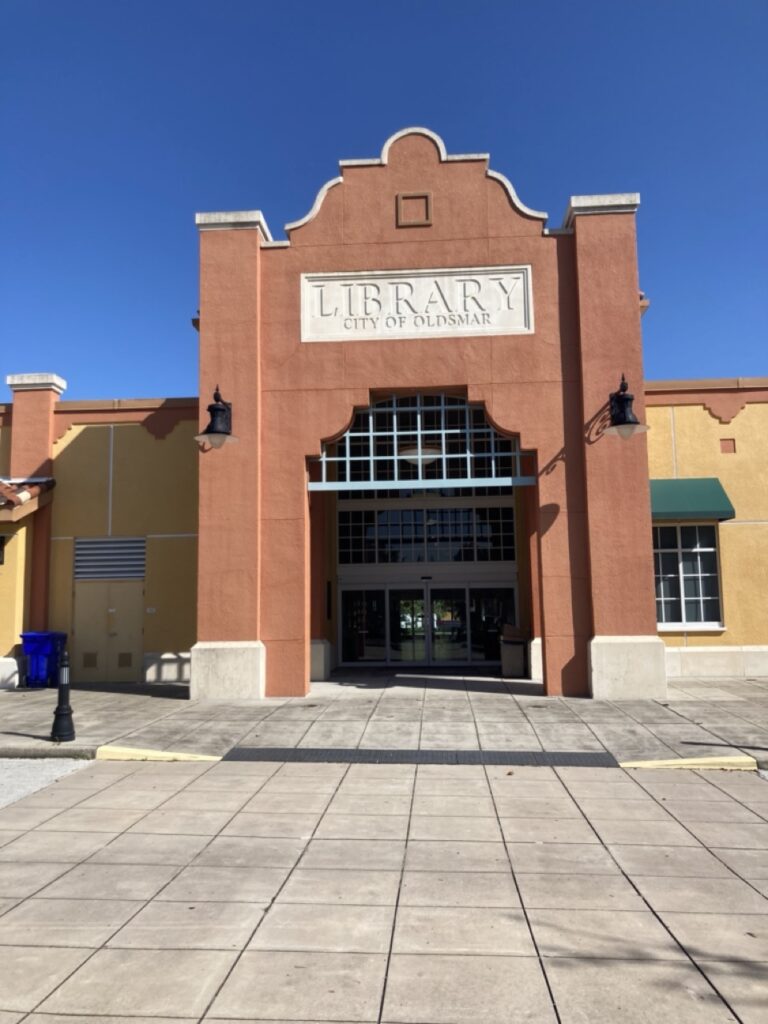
top-left (589, 635), bottom-right (667, 700)
top-left (190, 641), bottom-right (266, 700)
top-left (664, 644), bottom-right (768, 679)
top-left (310, 639), bottom-right (332, 682)
top-left (0, 657), bottom-right (20, 690)
top-left (528, 638), bottom-right (543, 682)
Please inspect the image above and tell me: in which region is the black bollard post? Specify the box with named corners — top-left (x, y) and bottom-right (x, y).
top-left (51, 650), bottom-right (76, 743)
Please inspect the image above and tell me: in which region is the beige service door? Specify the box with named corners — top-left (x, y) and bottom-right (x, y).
top-left (72, 579), bottom-right (144, 683)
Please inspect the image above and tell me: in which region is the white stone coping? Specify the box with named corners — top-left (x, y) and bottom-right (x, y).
top-left (562, 193), bottom-right (641, 228)
top-left (285, 127), bottom-right (549, 236)
top-left (195, 210), bottom-right (274, 241)
top-left (6, 373), bottom-right (67, 395)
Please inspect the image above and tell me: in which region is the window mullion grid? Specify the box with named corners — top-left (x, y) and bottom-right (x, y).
top-left (676, 525), bottom-right (687, 625)
top-left (392, 397), bottom-right (399, 483)
top-left (490, 424), bottom-right (497, 480)
top-left (367, 407), bottom-right (374, 484)
top-left (464, 404), bottom-right (472, 480)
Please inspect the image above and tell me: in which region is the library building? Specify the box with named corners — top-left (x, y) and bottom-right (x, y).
top-left (1, 128), bottom-right (766, 701)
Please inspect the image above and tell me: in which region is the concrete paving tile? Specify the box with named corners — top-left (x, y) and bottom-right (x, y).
top-left (194, 836), bottom-right (305, 869)
top-left (337, 777), bottom-right (415, 795)
top-left (516, 871), bottom-right (645, 910)
top-left (576, 798), bottom-right (674, 821)
top-left (413, 777), bottom-right (490, 796)
top-left (699, 960), bottom-right (768, 1024)
top-left (712, 847), bottom-right (768, 879)
top-left (409, 815), bottom-right (502, 842)
top-left (35, 807), bottom-right (148, 832)
top-left (328, 793), bottom-right (411, 815)
top-left (500, 818), bottom-right (599, 844)
top-left (530, 908), bottom-right (686, 959)
top-left (0, 832), bottom-right (22, 849)
top-left (590, 819), bottom-right (700, 846)
top-left (240, 792), bottom-right (333, 814)
top-left (0, 897), bottom-right (142, 947)
top-left (405, 839), bottom-right (509, 873)
top-left (222, 812), bottom-right (322, 839)
top-left (88, 831), bottom-right (210, 865)
top-left (556, 767), bottom-right (631, 782)
top-left (157, 865), bottom-right (290, 903)
top-left (26, 1016), bottom-right (194, 1023)
top-left (393, 905), bottom-right (534, 956)
top-left (0, 896), bottom-right (19, 916)
top-left (301, 839), bottom-right (405, 870)
top-left (660, 912), bottom-right (768, 961)
top-left (39, 947), bottom-right (238, 1017)
top-left (0, 862), bottom-right (75, 898)
top-left (634, 875), bottom-right (768, 914)
top-left (315, 814), bottom-right (409, 840)
top-left (491, 780), bottom-right (569, 800)
top-left (0, 946), bottom-right (93, 1012)
top-left (564, 782), bottom-right (649, 800)
top-left (0, 805), bottom-right (61, 829)
top-left (37, 862), bottom-right (178, 900)
top-left (257, 777), bottom-right (340, 795)
top-left (277, 868), bottom-right (401, 906)
top-left (156, 790), bottom-right (254, 811)
top-left (412, 794), bottom-right (495, 817)
top-left (659, 799), bottom-right (764, 824)
top-left (684, 821), bottom-right (768, 850)
top-left (359, 723), bottom-right (421, 748)
top-left (210, 950), bottom-right (387, 1021)
top-left (492, 797), bottom-right (582, 819)
top-left (77, 788), bottom-right (179, 810)
top-left (507, 842), bottom-right (620, 875)
top-left (639, 782), bottom-right (730, 802)
top-left (544, 957), bottom-right (738, 1023)
top-left (382, 952), bottom-right (556, 1024)
top-left (0, 830), bottom-right (117, 862)
top-left (0, 1012), bottom-right (22, 1023)
top-left (399, 868), bottom-right (519, 908)
top-left (608, 844), bottom-right (732, 878)
top-left (250, 903), bottom-right (394, 953)
top-left (108, 899), bottom-right (266, 949)
top-left (128, 808), bottom-right (235, 835)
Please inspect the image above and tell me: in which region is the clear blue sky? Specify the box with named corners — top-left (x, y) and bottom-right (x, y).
top-left (1, 0), bottom-right (766, 401)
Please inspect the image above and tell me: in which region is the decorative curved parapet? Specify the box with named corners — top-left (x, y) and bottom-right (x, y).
top-left (645, 378), bottom-right (768, 424)
top-left (285, 126), bottom-right (548, 236)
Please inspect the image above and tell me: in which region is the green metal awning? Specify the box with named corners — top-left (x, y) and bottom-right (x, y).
top-left (650, 478), bottom-right (735, 521)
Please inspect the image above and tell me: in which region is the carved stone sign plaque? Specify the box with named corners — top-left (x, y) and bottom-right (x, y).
top-left (301, 265), bottom-right (533, 342)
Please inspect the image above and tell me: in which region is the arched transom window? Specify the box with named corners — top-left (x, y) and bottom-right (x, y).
top-left (309, 394), bottom-right (535, 491)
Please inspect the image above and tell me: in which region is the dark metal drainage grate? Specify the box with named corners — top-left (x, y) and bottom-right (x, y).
top-left (223, 747), bottom-right (618, 767)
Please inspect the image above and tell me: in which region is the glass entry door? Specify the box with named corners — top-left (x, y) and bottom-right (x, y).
top-left (341, 585), bottom-right (515, 666)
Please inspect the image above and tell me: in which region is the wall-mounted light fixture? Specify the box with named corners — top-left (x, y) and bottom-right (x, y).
top-left (194, 387), bottom-right (238, 451)
top-left (604, 375), bottom-right (649, 440)
top-left (399, 444), bottom-right (442, 467)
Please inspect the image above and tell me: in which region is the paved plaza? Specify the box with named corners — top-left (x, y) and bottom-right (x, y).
top-left (2, 673), bottom-right (768, 764)
top-left (0, 753), bottom-right (766, 1022)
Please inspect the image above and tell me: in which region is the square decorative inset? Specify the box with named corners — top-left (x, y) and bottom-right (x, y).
top-left (720, 438), bottom-right (736, 454)
top-left (118, 652), bottom-right (133, 668)
top-left (396, 192), bottom-right (432, 228)
top-left (83, 652), bottom-right (98, 668)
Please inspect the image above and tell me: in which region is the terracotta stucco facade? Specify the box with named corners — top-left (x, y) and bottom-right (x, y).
top-left (192, 128), bottom-right (664, 700)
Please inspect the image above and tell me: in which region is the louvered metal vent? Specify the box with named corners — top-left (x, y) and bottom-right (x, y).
top-left (74, 538), bottom-right (146, 579)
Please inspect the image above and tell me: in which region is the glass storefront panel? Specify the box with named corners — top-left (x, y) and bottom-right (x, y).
top-left (389, 589), bottom-right (426, 662)
top-left (340, 590), bottom-right (386, 662)
top-left (430, 588), bottom-right (469, 662)
top-left (469, 588), bottom-right (516, 662)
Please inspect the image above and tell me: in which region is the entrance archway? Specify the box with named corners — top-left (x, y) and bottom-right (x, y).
top-left (308, 394), bottom-right (536, 675)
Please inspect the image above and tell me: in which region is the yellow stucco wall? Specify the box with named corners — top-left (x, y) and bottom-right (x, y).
top-left (646, 401), bottom-right (768, 647)
top-left (0, 522), bottom-right (32, 656)
top-left (45, 419), bottom-right (198, 670)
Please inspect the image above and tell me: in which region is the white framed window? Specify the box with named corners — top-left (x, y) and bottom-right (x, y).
top-left (653, 524), bottom-right (722, 627)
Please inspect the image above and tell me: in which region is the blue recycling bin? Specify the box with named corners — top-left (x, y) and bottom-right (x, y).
top-left (20, 632), bottom-right (68, 688)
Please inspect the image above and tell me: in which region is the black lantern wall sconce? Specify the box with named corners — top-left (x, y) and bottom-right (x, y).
top-left (194, 387), bottom-right (238, 451)
top-left (604, 374), bottom-right (649, 440)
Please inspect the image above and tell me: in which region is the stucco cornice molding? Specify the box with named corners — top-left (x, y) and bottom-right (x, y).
top-left (562, 193), bottom-right (641, 229)
top-left (195, 210), bottom-right (274, 242)
top-left (285, 127), bottom-right (548, 237)
top-left (6, 373), bottom-right (67, 395)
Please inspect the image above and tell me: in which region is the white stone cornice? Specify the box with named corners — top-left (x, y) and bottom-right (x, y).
top-left (6, 373), bottom-right (67, 395)
top-left (195, 210), bottom-right (274, 241)
top-left (562, 193), bottom-right (641, 228)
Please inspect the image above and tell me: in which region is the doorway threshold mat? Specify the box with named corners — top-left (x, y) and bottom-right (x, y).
top-left (223, 747), bottom-right (618, 767)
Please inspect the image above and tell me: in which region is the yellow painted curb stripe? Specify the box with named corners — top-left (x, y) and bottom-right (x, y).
top-left (620, 754), bottom-right (757, 771)
top-left (96, 745), bottom-right (221, 763)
